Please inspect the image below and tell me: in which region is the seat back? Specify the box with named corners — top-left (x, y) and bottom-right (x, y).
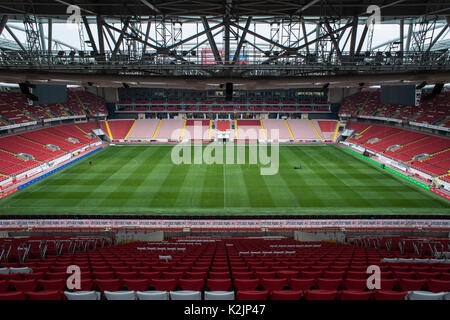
top-left (0, 268), bottom-right (9, 274)
top-left (170, 290), bottom-right (202, 300)
top-left (9, 267), bottom-right (32, 274)
top-left (406, 291), bottom-right (446, 300)
top-left (64, 291), bottom-right (101, 300)
top-left (204, 291), bottom-right (235, 300)
top-left (136, 291), bottom-right (169, 300)
top-left (104, 290), bottom-right (137, 300)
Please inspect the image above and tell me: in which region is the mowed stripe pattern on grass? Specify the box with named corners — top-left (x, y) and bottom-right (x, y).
top-left (0, 145), bottom-right (448, 215)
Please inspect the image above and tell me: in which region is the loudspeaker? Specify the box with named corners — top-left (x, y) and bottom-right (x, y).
top-left (19, 82), bottom-right (38, 101)
top-left (423, 83), bottom-right (444, 100)
top-left (225, 82), bottom-right (233, 101)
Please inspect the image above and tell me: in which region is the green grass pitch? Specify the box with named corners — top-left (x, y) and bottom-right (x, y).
top-left (1, 144), bottom-right (449, 216)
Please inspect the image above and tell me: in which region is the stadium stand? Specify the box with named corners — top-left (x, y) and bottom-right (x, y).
top-left (339, 89), bottom-right (450, 129)
top-left (184, 120), bottom-right (213, 141)
top-left (0, 90), bottom-right (107, 129)
top-left (125, 119), bottom-right (160, 140)
top-left (287, 119), bottom-right (321, 140)
top-left (345, 122), bottom-right (450, 178)
top-left (262, 120), bottom-right (293, 140)
top-left (153, 120), bottom-right (185, 140)
top-left (0, 235), bottom-right (449, 300)
top-left (102, 120), bottom-right (135, 141)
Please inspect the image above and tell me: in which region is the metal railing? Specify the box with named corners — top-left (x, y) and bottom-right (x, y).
top-left (0, 48), bottom-right (448, 76)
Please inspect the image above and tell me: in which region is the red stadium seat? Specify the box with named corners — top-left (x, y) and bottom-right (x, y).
top-left (270, 290), bottom-right (302, 300)
top-left (208, 272), bottom-right (230, 279)
top-left (93, 272), bottom-right (115, 279)
top-left (255, 271), bottom-right (276, 279)
top-left (234, 279), bottom-right (260, 291)
top-left (339, 291), bottom-right (373, 300)
top-left (395, 272), bottom-right (415, 279)
top-left (346, 271), bottom-right (367, 279)
top-left (343, 279), bottom-right (367, 291)
top-left (123, 279), bottom-right (150, 291)
top-left (151, 278), bottom-right (178, 291)
top-left (380, 278), bottom-right (398, 291)
top-left (71, 279), bottom-right (95, 292)
top-left (261, 278), bottom-right (287, 292)
top-left (237, 290), bottom-right (269, 300)
top-left (162, 272), bottom-right (183, 280)
top-left (288, 278), bottom-right (315, 291)
top-left (185, 272), bottom-right (207, 279)
top-left (0, 274), bottom-right (22, 281)
top-left (38, 279), bottom-right (66, 291)
top-left (233, 272), bottom-right (254, 279)
top-left (151, 266), bottom-right (171, 272)
top-left (9, 279), bottom-right (39, 292)
top-left (0, 292), bottom-right (27, 300)
top-left (179, 279), bottom-right (205, 291)
top-left (26, 291), bottom-right (63, 301)
top-left (416, 272), bottom-right (439, 280)
top-left (207, 279), bottom-right (231, 291)
top-left (427, 279), bottom-right (450, 293)
top-left (276, 271), bottom-right (299, 280)
top-left (0, 280), bottom-right (9, 292)
top-left (399, 279), bottom-right (427, 291)
top-left (139, 271), bottom-right (161, 280)
top-left (316, 278), bottom-right (342, 290)
top-left (374, 290), bottom-right (407, 300)
top-left (116, 272), bottom-right (139, 279)
top-left (440, 273), bottom-right (450, 281)
top-left (22, 272), bottom-right (46, 280)
top-left (304, 290), bottom-right (337, 300)
top-left (46, 272), bottom-right (67, 280)
top-left (96, 279), bottom-right (122, 292)
top-left (301, 271), bottom-right (322, 279)
top-left (323, 271), bottom-right (345, 279)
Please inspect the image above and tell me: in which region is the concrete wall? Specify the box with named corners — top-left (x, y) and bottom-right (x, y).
top-left (294, 230), bottom-right (346, 242)
top-left (86, 87), bottom-right (118, 103)
top-left (328, 87), bottom-right (361, 104)
top-left (115, 230), bottom-right (164, 244)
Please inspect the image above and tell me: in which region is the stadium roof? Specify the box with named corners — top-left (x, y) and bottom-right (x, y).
top-left (1, 0), bottom-right (449, 18)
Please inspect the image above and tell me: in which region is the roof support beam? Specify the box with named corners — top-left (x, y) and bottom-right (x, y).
top-left (231, 21), bottom-right (289, 51)
top-left (139, 0), bottom-right (162, 15)
top-left (224, 16), bottom-right (230, 64)
top-left (166, 21), bottom-right (224, 50)
top-left (301, 18), bottom-right (309, 55)
top-left (294, 0), bottom-right (321, 15)
top-left (0, 15), bottom-right (8, 36)
top-left (426, 24), bottom-right (449, 52)
top-left (96, 16), bottom-right (105, 56)
top-left (47, 18), bottom-right (52, 53)
top-left (201, 16), bottom-right (222, 64)
top-left (355, 23), bottom-right (368, 55)
top-left (233, 17), bottom-right (252, 64)
top-left (4, 25), bottom-right (26, 51)
top-left (324, 20), bottom-right (342, 59)
top-left (82, 16), bottom-right (98, 54)
top-left (399, 19), bottom-right (404, 53)
top-left (112, 18), bottom-right (131, 57)
top-left (405, 21), bottom-right (413, 52)
top-left (260, 21), bottom-right (352, 64)
top-left (102, 21), bottom-right (160, 51)
top-left (349, 16), bottom-right (358, 56)
top-left (142, 19), bottom-right (151, 52)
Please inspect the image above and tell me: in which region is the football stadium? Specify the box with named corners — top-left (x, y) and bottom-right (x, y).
top-left (0, 0), bottom-right (449, 305)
